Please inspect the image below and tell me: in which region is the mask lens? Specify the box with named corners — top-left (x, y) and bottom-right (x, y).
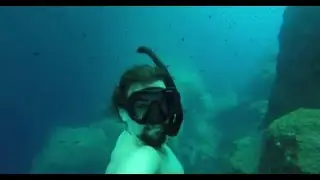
top-left (133, 100), bottom-right (149, 119)
top-left (129, 88), bottom-right (170, 122)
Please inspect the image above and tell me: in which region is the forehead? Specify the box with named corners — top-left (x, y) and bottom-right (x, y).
top-left (127, 80), bottom-right (166, 97)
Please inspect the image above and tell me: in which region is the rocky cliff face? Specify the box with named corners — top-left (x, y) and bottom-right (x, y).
top-left (259, 6), bottom-right (320, 173)
top-left (264, 6), bottom-right (320, 127)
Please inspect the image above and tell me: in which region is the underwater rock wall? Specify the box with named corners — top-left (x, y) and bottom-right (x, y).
top-left (263, 6), bottom-right (320, 128)
top-left (259, 6), bottom-right (320, 173)
top-left (31, 120), bottom-right (123, 174)
top-left (31, 127), bottom-right (110, 174)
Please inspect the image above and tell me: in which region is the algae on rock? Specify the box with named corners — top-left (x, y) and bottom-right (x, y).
top-left (267, 108), bottom-right (320, 173)
top-left (229, 134), bottom-right (263, 174)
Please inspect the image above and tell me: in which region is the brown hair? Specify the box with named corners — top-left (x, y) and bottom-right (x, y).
top-left (109, 64), bottom-right (168, 119)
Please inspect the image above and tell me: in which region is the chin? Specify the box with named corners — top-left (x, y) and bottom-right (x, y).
top-left (139, 130), bottom-right (167, 148)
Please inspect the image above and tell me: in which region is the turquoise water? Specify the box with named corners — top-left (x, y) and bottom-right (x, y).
top-left (0, 6), bottom-right (286, 174)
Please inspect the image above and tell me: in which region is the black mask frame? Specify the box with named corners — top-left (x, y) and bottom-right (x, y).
top-left (126, 87), bottom-right (179, 124)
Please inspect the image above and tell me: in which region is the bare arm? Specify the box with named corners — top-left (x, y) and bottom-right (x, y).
top-left (114, 146), bottom-right (161, 174)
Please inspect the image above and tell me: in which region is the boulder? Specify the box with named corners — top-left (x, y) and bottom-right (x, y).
top-left (230, 134), bottom-right (263, 174)
top-left (263, 108), bottom-right (320, 173)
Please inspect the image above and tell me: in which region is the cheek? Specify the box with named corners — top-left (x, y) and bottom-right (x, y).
top-left (126, 118), bottom-right (145, 135)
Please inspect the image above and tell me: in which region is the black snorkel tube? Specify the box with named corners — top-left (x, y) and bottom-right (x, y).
top-left (136, 46), bottom-right (184, 137)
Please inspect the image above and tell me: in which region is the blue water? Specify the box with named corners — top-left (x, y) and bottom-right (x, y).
top-left (0, 6), bottom-right (285, 173)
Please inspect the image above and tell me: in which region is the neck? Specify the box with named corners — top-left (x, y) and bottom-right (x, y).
top-left (124, 129), bottom-right (144, 146)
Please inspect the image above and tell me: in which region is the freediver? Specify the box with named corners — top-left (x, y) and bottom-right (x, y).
top-left (105, 46), bottom-right (184, 174)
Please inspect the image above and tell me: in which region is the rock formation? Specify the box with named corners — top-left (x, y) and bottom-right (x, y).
top-left (259, 6), bottom-right (320, 173)
top-left (31, 127), bottom-right (110, 174)
top-left (264, 109), bottom-right (320, 173)
top-left (230, 134), bottom-right (263, 174)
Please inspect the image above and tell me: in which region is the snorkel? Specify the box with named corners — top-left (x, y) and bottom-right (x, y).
top-left (136, 46), bottom-right (184, 137)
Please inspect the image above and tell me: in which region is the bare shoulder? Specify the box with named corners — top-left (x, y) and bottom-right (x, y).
top-left (115, 146), bottom-right (161, 174)
top-left (163, 144), bottom-right (176, 155)
top-left (161, 145), bottom-right (184, 174)
top-left (136, 146), bottom-right (161, 161)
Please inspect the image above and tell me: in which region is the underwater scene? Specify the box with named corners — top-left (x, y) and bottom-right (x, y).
top-left (0, 6), bottom-right (319, 174)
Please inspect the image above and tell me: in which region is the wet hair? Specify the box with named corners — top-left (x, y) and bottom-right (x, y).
top-left (110, 64), bottom-right (168, 120)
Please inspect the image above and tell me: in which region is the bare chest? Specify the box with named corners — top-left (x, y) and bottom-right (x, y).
top-left (106, 133), bottom-right (183, 174)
